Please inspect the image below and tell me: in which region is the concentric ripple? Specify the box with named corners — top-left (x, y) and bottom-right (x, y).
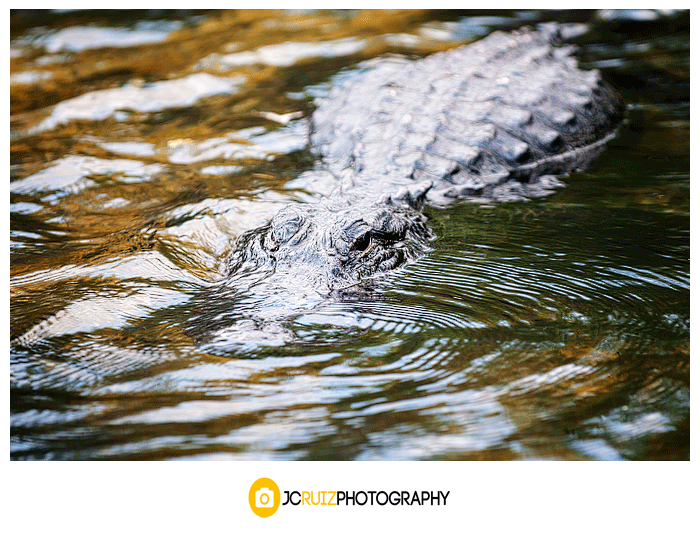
top-left (10, 9), bottom-right (689, 460)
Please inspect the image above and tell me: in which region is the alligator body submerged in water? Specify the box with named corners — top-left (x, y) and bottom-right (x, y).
top-left (12, 25), bottom-right (626, 349)
top-left (225, 24), bottom-right (624, 294)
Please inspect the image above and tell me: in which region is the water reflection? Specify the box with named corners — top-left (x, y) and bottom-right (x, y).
top-left (32, 74), bottom-right (245, 133)
top-left (15, 19), bottom-right (183, 53)
top-left (10, 9), bottom-right (689, 460)
top-left (10, 155), bottom-right (166, 195)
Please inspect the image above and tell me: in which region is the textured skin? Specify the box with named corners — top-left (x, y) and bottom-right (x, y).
top-left (226, 25), bottom-right (624, 291)
top-left (311, 24), bottom-right (624, 204)
top-left (227, 183), bottom-right (434, 292)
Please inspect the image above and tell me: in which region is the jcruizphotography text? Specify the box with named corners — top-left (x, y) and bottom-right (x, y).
top-left (281, 490), bottom-right (450, 506)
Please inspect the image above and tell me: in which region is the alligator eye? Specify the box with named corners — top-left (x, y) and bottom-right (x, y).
top-left (351, 231), bottom-right (371, 252)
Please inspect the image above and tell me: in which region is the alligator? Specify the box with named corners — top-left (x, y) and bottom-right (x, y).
top-left (11, 25), bottom-right (625, 350)
top-left (225, 24), bottom-right (624, 294)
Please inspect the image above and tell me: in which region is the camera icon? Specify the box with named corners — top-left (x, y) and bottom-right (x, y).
top-left (255, 487), bottom-right (274, 508)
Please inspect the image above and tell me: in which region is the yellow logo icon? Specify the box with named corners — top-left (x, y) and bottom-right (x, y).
top-left (249, 478), bottom-right (281, 517)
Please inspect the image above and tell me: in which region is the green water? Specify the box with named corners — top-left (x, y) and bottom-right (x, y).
top-left (10, 9), bottom-right (689, 460)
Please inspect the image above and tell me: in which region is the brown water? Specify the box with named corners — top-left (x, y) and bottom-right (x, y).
top-left (10, 9), bottom-right (689, 460)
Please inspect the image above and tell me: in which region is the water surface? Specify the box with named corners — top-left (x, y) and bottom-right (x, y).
top-left (10, 9), bottom-right (689, 460)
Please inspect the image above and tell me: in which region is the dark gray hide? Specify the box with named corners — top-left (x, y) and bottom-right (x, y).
top-left (226, 25), bottom-right (624, 291)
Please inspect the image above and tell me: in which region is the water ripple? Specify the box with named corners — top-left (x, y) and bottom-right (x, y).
top-left (10, 9), bottom-right (689, 460)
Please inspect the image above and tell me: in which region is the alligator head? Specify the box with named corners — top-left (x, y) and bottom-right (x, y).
top-left (226, 181), bottom-right (434, 293)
